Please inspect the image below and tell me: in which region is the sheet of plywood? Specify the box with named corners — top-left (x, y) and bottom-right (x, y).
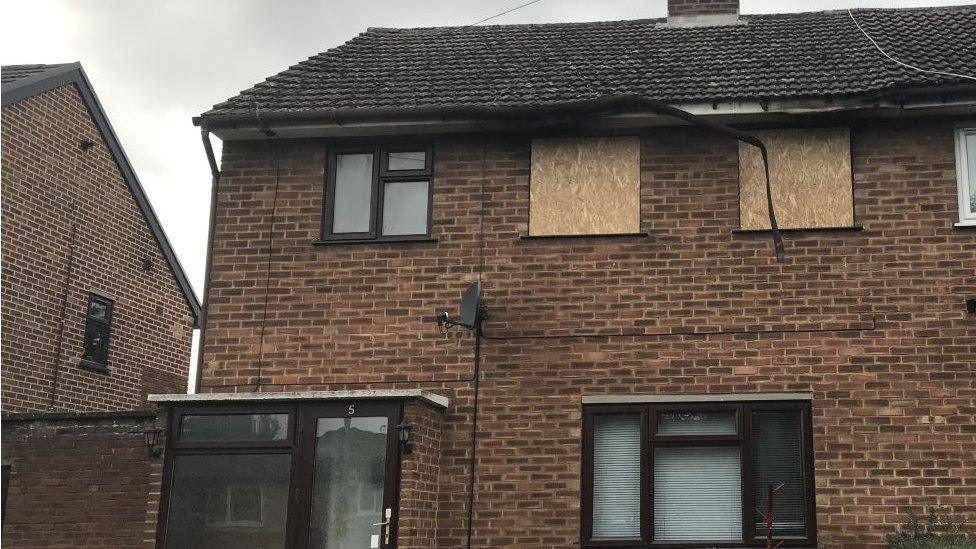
top-left (739, 128), bottom-right (853, 230)
top-left (529, 137), bottom-right (641, 236)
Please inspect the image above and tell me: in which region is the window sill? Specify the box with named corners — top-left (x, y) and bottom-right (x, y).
top-left (954, 221), bottom-right (976, 228)
top-left (519, 232), bottom-right (649, 241)
top-left (312, 236), bottom-right (438, 246)
top-left (79, 359), bottom-right (109, 374)
top-left (732, 225), bottom-right (863, 234)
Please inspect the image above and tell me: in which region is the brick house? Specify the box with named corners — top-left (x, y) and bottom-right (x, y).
top-left (151, 2), bottom-right (974, 548)
top-left (1, 63), bottom-right (200, 546)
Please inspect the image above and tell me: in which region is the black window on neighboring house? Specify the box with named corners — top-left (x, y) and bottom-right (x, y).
top-left (322, 145), bottom-right (433, 242)
top-left (80, 293), bottom-right (113, 371)
top-left (582, 400), bottom-right (816, 548)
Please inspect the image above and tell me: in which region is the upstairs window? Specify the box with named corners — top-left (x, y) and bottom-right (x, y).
top-left (322, 146), bottom-right (432, 241)
top-left (80, 293), bottom-right (113, 371)
top-left (956, 126), bottom-right (976, 225)
top-left (582, 401), bottom-right (816, 547)
top-left (529, 137), bottom-right (641, 236)
top-left (739, 128), bottom-right (854, 230)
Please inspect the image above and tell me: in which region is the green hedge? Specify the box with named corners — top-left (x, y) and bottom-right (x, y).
top-left (888, 509), bottom-right (976, 549)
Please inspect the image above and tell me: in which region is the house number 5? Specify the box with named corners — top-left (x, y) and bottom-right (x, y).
top-left (348, 404), bottom-right (355, 415)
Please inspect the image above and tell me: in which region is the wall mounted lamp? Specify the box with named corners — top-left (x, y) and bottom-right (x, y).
top-left (144, 428), bottom-right (163, 459)
top-left (396, 420), bottom-right (414, 455)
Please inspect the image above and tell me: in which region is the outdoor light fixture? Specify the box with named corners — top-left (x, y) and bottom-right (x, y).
top-left (396, 420), bottom-right (414, 455)
top-left (144, 428), bottom-right (163, 459)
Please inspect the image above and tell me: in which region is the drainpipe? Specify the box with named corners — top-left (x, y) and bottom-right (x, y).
top-left (193, 127), bottom-right (221, 393)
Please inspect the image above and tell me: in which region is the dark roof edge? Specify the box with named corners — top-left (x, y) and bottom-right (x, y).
top-left (1, 63), bottom-right (80, 105)
top-left (1, 408), bottom-right (158, 422)
top-left (194, 84), bottom-right (976, 130)
top-left (3, 63), bottom-right (202, 325)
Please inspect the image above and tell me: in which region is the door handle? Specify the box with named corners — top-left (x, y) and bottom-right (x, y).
top-left (372, 508), bottom-right (392, 545)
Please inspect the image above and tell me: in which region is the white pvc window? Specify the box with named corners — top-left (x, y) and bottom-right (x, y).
top-left (956, 126), bottom-right (976, 225)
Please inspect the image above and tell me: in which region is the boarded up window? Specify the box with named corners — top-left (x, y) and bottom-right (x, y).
top-left (529, 137), bottom-right (640, 236)
top-left (739, 128), bottom-right (853, 230)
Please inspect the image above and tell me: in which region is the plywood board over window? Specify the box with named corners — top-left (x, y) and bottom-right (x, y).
top-left (739, 128), bottom-right (853, 230)
top-left (529, 137), bottom-right (641, 236)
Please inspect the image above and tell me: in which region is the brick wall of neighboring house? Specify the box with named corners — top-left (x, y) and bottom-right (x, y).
top-left (197, 118), bottom-right (975, 548)
top-left (1, 412), bottom-right (163, 548)
top-left (1, 83), bottom-right (195, 413)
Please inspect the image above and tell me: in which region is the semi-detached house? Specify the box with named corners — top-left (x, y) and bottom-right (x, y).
top-left (151, 1), bottom-right (976, 548)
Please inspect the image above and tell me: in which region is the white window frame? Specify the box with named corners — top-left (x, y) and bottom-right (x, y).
top-left (955, 125), bottom-right (976, 226)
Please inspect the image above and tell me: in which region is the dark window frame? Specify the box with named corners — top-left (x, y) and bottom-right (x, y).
top-left (581, 400), bottom-right (816, 549)
top-left (322, 144), bottom-right (433, 242)
top-left (79, 292), bottom-right (113, 372)
top-left (157, 401), bottom-right (404, 549)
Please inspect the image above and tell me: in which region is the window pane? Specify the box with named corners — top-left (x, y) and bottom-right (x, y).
top-left (382, 180), bottom-right (429, 236)
top-left (387, 150), bottom-right (426, 171)
top-left (308, 417), bottom-right (389, 549)
top-left (332, 153), bottom-right (373, 233)
top-left (966, 132), bottom-right (976, 212)
top-left (180, 414), bottom-right (289, 442)
top-left (657, 411), bottom-right (736, 435)
top-left (592, 414), bottom-right (641, 539)
top-left (81, 322), bottom-right (109, 365)
top-left (164, 454), bottom-right (290, 549)
top-left (87, 297), bottom-right (110, 321)
top-left (654, 446), bottom-right (742, 541)
top-left (753, 410), bottom-right (806, 537)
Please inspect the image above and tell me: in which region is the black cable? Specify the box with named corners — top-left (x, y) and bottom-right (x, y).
top-left (465, 313), bottom-right (484, 549)
top-left (252, 138), bottom-right (281, 392)
top-left (465, 0), bottom-right (545, 28)
top-left (49, 214), bottom-right (78, 410)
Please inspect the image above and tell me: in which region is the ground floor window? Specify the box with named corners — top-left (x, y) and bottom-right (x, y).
top-left (582, 400), bottom-right (816, 548)
top-left (158, 402), bottom-right (402, 549)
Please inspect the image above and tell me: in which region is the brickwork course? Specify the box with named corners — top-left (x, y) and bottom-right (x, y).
top-left (195, 118), bottom-right (976, 548)
top-left (1, 413), bottom-right (162, 548)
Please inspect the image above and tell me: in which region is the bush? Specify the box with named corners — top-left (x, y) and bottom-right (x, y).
top-left (888, 509), bottom-right (976, 549)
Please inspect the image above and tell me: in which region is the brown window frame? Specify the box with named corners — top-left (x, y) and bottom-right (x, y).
top-left (322, 144), bottom-right (434, 242)
top-left (581, 400), bottom-right (816, 549)
top-left (157, 401), bottom-right (404, 549)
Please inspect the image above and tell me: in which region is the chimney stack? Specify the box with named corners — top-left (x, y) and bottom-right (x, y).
top-left (667, 0), bottom-right (739, 25)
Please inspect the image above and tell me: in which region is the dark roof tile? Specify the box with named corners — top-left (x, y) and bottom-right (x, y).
top-left (200, 6), bottom-right (976, 120)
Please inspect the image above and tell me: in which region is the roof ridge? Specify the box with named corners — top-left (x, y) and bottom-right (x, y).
top-left (198, 4), bottom-right (976, 124)
top-left (364, 4), bottom-right (976, 34)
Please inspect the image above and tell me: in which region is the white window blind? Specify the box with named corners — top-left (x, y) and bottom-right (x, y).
top-left (752, 411), bottom-right (806, 537)
top-left (592, 414), bottom-right (641, 539)
top-left (654, 446), bottom-right (742, 541)
top-left (957, 127), bottom-right (976, 224)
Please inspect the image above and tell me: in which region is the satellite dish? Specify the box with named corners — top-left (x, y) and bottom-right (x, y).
top-left (457, 281), bottom-right (482, 328)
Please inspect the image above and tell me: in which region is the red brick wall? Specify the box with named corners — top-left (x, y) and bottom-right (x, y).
top-left (1, 84), bottom-right (195, 413)
top-left (1, 412), bottom-right (162, 548)
top-left (397, 401), bottom-right (444, 548)
top-left (198, 119), bottom-right (976, 548)
top-left (668, 0), bottom-right (738, 17)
